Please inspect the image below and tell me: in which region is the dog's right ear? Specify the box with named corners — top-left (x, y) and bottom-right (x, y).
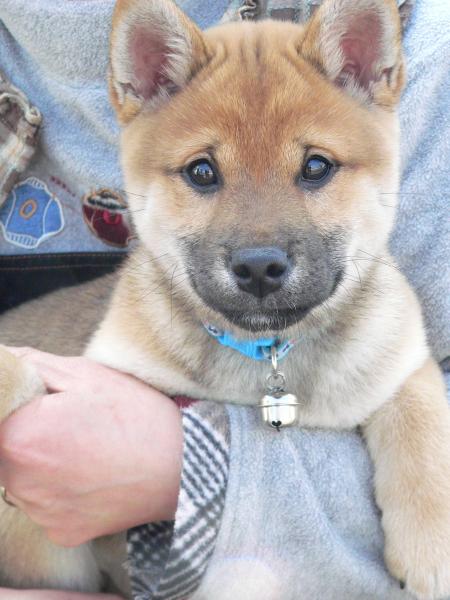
top-left (109, 0), bottom-right (210, 124)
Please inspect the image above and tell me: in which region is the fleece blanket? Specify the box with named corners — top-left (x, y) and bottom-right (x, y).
top-left (0, 1), bottom-right (448, 598)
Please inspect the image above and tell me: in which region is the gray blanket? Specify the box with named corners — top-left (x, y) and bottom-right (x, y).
top-left (0, 0), bottom-right (448, 598)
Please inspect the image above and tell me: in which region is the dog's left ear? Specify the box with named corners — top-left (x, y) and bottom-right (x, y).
top-left (109, 0), bottom-right (210, 124)
top-left (301, 0), bottom-right (405, 108)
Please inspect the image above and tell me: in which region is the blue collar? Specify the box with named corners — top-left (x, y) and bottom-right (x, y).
top-left (204, 324), bottom-right (296, 361)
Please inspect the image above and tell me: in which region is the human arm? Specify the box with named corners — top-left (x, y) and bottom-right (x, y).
top-left (0, 349), bottom-right (183, 547)
top-left (0, 346), bottom-right (228, 599)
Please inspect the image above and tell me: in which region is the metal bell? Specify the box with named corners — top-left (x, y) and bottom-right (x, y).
top-left (259, 393), bottom-right (300, 430)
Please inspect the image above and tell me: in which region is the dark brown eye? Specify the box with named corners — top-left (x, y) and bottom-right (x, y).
top-left (184, 159), bottom-right (219, 191)
top-left (300, 155), bottom-right (334, 187)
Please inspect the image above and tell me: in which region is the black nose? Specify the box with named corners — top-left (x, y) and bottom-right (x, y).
top-left (230, 247), bottom-right (290, 298)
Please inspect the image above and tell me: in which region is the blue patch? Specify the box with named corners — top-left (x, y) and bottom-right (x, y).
top-left (0, 177), bottom-right (64, 249)
top-left (204, 324), bottom-right (298, 361)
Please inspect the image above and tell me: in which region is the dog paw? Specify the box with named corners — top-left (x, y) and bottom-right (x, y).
top-left (383, 509), bottom-right (450, 600)
top-left (0, 346), bottom-right (44, 420)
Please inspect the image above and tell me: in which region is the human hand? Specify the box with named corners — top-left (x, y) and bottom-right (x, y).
top-left (0, 348), bottom-right (183, 547)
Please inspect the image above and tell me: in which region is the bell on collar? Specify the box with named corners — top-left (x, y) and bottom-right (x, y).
top-left (259, 393), bottom-right (300, 431)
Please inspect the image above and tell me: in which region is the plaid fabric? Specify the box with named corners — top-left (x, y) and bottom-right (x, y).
top-left (127, 402), bottom-right (230, 600)
top-left (0, 70), bottom-right (41, 207)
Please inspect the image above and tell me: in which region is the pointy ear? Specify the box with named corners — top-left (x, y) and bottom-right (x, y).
top-left (109, 0), bottom-right (210, 124)
top-left (301, 0), bottom-right (405, 108)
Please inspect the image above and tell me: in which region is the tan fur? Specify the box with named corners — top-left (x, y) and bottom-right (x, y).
top-left (0, 0), bottom-right (449, 598)
top-left (364, 360), bottom-right (450, 598)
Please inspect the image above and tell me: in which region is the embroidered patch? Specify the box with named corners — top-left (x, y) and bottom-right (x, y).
top-left (82, 188), bottom-right (132, 248)
top-left (0, 177), bottom-right (64, 249)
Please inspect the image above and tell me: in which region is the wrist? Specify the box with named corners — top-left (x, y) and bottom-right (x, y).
top-left (129, 390), bottom-right (183, 524)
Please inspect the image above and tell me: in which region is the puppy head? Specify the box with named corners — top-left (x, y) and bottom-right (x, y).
top-left (110, 0), bottom-right (404, 335)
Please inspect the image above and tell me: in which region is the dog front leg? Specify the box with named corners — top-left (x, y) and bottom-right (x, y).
top-left (0, 346), bottom-right (103, 592)
top-left (0, 346), bottom-right (45, 420)
top-left (364, 358), bottom-right (450, 600)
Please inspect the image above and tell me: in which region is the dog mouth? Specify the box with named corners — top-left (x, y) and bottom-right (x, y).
top-left (196, 269), bottom-right (343, 333)
top-left (183, 229), bottom-right (346, 334)
top-left (218, 304), bottom-right (312, 332)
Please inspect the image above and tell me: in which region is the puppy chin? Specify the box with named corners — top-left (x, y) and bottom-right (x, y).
top-left (197, 302), bottom-right (311, 338)
top-left (226, 309), bottom-right (311, 334)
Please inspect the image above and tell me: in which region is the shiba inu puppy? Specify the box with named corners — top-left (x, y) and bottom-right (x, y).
top-left (0, 0), bottom-right (449, 598)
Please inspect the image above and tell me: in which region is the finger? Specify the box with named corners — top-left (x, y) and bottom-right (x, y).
top-left (6, 347), bottom-right (80, 373)
top-left (24, 356), bottom-right (147, 396)
top-left (6, 349), bottom-right (119, 394)
top-left (25, 362), bottom-right (70, 394)
top-left (5, 346), bottom-right (62, 361)
top-left (0, 488), bottom-right (25, 512)
top-left (6, 349), bottom-right (80, 393)
top-left (6, 348), bottom-right (145, 394)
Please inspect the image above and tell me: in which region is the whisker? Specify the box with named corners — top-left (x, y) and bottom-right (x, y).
top-left (356, 249), bottom-right (402, 273)
top-left (170, 265), bottom-right (178, 329)
top-left (351, 259), bottom-right (362, 288)
top-left (342, 275), bottom-right (361, 285)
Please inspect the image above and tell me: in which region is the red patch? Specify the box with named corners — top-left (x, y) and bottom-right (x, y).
top-left (82, 188), bottom-right (133, 248)
top-left (172, 396), bottom-right (198, 409)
